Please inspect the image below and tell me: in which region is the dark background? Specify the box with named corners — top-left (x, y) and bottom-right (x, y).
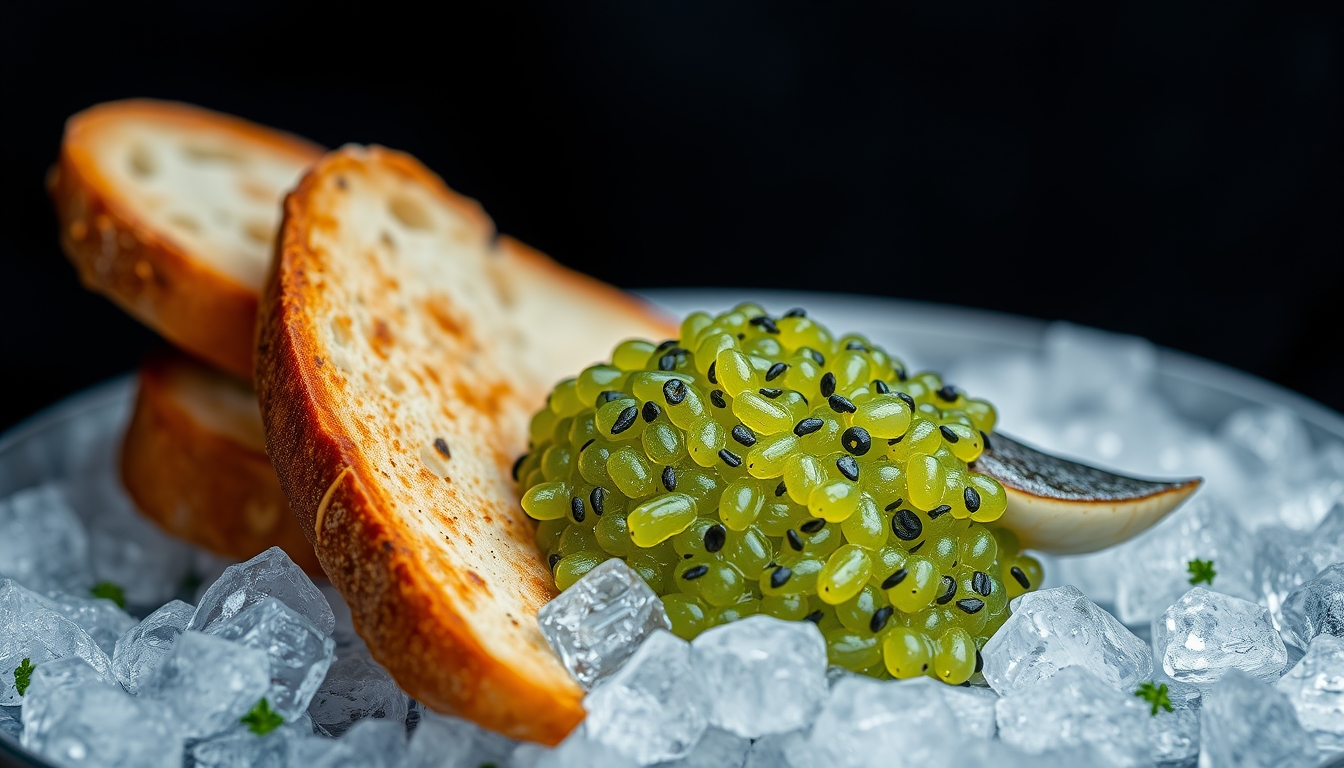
top-left (2, 1), bottom-right (1341, 431)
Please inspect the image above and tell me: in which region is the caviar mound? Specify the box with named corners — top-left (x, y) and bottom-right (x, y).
top-left (519, 304), bottom-right (1043, 684)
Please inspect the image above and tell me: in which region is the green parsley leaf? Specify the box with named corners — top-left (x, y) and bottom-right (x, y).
top-left (1187, 559), bottom-right (1216, 586)
top-left (90, 581), bottom-right (127, 608)
top-left (13, 658), bottom-right (35, 696)
top-left (240, 697), bottom-right (285, 735)
top-left (1135, 681), bottom-right (1173, 716)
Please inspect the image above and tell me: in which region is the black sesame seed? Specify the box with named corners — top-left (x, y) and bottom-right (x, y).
top-left (956, 598), bottom-right (985, 615)
top-left (704, 524), bottom-right (726, 553)
top-left (975, 649), bottom-right (984, 674)
top-left (683, 564), bottom-right (710, 581)
top-left (800, 518), bottom-right (826, 533)
top-left (939, 425), bottom-right (960, 443)
top-left (662, 465), bottom-right (677, 492)
top-left (928, 505), bottom-right (952, 519)
top-left (786, 529), bottom-right (804, 551)
top-left (590, 486), bottom-right (606, 516)
top-left (964, 486), bottom-right (981, 513)
top-left (870, 606), bottom-right (894, 632)
top-left (891, 510), bottom-right (923, 540)
top-left (683, 554), bottom-right (692, 559)
top-left (805, 609), bottom-right (823, 623)
top-left (841, 426), bottom-right (872, 456)
top-left (511, 453), bottom-right (528, 481)
top-left (805, 348), bottom-right (825, 366)
top-left (580, 439), bottom-right (595, 452)
top-left (611, 406), bottom-right (639, 435)
top-left (846, 341), bottom-right (868, 352)
top-left (794, 417), bottom-right (824, 436)
top-left (759, 387), bottom-right (783, 399)
top-left (710, 390), bottom-right (727, 409)
top-left (936, 576), bottom-right (957, 604)
top-left (707, 361), bottom-right (718, 384)
top-left (659, 353), bottom-right (678, 371)
top-left (882, 569), bottom-right (909, 590)
top-left (981, 431), bottom-right (993, 451)
top-left (783, 308), bottom-right (807, 318)
top-left (819, 372), bottom-right (837, 398)
top-left (972, 571), bottom-right (991, 596)
top-left (770, 566), bottom-right (793, 589)
top-left (656, 339), bottom-right (679, 352)
top-left (433, 437), bottom-right (451, 459)
top-left (884, 498), bottom-right (905, 512)
top-left (775, 481), bottom-right (788, 497)
top-left (738, 333), bottom-right (746, 340)
top-left (896, 392), bottom-right (916, 410)
top-left (597, 390), bottom-right (624, 406)
top-left (750, 316), bottom-right (780, 334)
top-left (909, 540), bottom-right (926, 553)
top-left (663, 379), bottom-right (687, 405)
top-left (828, 394), bottom-right (857, 414)
top-left (895, 368), bottom-right (908, 382)
top-left (548, 553), bottom-right (562, 569)
top-left (643, 401), bottom-right (662, 423)
top-left (873, 380), bottom-right (890, 394)
top-left (1010, 566), bottom-right (1031, 589)
top-left (719, 449), bottom-right (742, 468)
top-left (888, 435), bottom-right (904, 446)
top-left (836, 455), bottom-right (860, 482)
top-left (936, 385), bottom-right (958, 402)
top-left (732, 424), bottom-right (757, 446)
top-left (570, 497), bottom-right (586, 523)
top-left (766, 362), bottom-right (789, 382)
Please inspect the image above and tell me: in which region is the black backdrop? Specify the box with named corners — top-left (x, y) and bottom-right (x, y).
top-left (2, 1), bottom-right (1341, 431)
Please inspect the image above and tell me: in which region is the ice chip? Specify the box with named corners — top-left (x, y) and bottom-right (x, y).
top-left (209, 596), bottom-right (336, 719)
top-left (660, 726), bottom-right (750, 768)
top-left (537, 558), bottom-right (672, 690)
top-left (0, 579), bottom-right (113, 705)
top-left (313, 717), bottom-right (408, 768)
top-left (517, 726), bottom-right (637, 768)
top-left (1253, 516), bottom-right (1344, 631)
top-left (896, 677), bottom-right (998, 740)
top-left (742, 730), bottom-right (805, 768)
top-left (799, 675), bottom-right (957, 768)
top-left (0, 705), bottom-right (19, 740)
top-left (139, 630), bottom-right (271, 738)
top-left (111, 599), bottom-right (193, 694)
top-left (408, 710), bottom-right (516, 768)
top-left (1280, 563), bottom-right (1344, 650)
top-left (1146, 678), bottom-right (1201, 767)
top-left (981, 585), bottom-right (1152, 695)
top-left (41, 590), bottom-right (138, 656)
top-left (21, 683), bottom-right (180, 768)
top-left (19, 656), bottom-right (117, 735)
top-left (1153, 587), bottom-right (1287, 687)
top-left (188, 546), bottom-right (335, 636)
top-left (1200, 668), bottom-right (1317, 768)
top-left (0, 484), bottom-right (92, 595)
top-left (1275, 634), bottom-right (1344, 752)
top-left (192, 727), bottom-right (294, 768)
top-left (689, 615), bottom-right (827, 738)
top-left (582, 630), bottom-right (709, 764)
top-left (995, 666), bottom-right (1149, 768)
top-left (1115, 496), bottom-right (1257, 624)
top-left (307, 652), bottom-right (408, 737)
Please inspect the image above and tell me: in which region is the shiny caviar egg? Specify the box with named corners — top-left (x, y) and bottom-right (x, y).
top-left (518, 306), bottom-right (1034, 684)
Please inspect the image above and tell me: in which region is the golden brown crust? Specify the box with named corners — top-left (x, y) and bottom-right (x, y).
top-left (120, 349), bottom-right (321, 573)
top-left (49, 100), bottom-right (323, 379)
top-left (256, 146), bottom-right (680, 744)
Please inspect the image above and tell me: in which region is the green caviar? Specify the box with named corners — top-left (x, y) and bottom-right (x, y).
top-left (517, 304), bottom-right (1041, 684)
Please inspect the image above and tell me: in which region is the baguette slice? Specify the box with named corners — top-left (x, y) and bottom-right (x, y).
top-left (121, 349), bottom-right (321, 574)
top-left (49, 99), bottom-right (323, 378)
top-left (256, 145), bottom-right (677, 744)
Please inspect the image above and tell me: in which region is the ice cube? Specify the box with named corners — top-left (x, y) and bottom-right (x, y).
top-left (0, 579), bottom-right (113, 705)
top-left (0, 705), bottom-right (19, 740)
top-left (1275, 634), bottom-right (1344, 752)
top-left (189, 546), bottom-right (335, 637)
top-left (20, 683), bottom-right (180, 768)
top-left (191, 726), bottom-right (296, 768)
top-left (0, 484), bottom-right (92, 595)
top-left (657, 726), bottom-right (750, 768)
top-left (209, 596), bottom-right (335, 719)
top-left (307, 652), bottom-right (408, 737)
top-left (898, 678), bottom-right (998, 740)
top-left (1200, 668), bottom-right (1317, 768)
top-left (311, 717), bottom-right (408, 768)
top-left (689, 615), bottom-right (827, 738)
top-left (139, 630), bottom-right (271, 738)
top-left (1146, 678), bottom-right (1201, 767)
top-left (74, 471), bottom-right (194, 609)
top-left (111, 599), bottom-right (193, 694)
top-left (408, 710), bottom-right (516, 768)
top-left (1253, 509), bottom-right (1344, 631)
top-left (981, 585), bottom-right (1152, 696)
top-left (1153, 587), bottom-right (1287, 687)
top-left (19, 656), bottom-right (117, 738)
top-left (742, 730), bottom-right (805, 768)
top-left (1115, 496), bottom-right (1257, 625)
top-left (537, 558), bottom-right (672, 690)
top-left (1219, 407), bottom-right (1314, 478)
top-left (995, 666), bottom-right (1149, 768)
top-left (517, 726), bottom-right (637, 768)
top-left (798, 675), bottom-right (957, 768)
top-left (41, 590), bottom-right (138, 656)
top-left (583, 630), bottom-right (709, 764)
top-left (1280, 563), bottom-right (1344, 650)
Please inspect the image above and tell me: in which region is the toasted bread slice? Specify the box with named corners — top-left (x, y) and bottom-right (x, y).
top-left (256, 145), bottom-right (676, 744)
top-left (49, 99), bottom-right (323, 378)
top-left (120, 349), bottom-right (321, 573)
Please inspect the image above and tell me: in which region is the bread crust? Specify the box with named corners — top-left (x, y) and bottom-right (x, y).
top-left (257, 145), bottom-right (675, 744)
top-left (49, 99), bottom-right (323, 379)
top-left (121, 349), bottom-right (321, 573)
